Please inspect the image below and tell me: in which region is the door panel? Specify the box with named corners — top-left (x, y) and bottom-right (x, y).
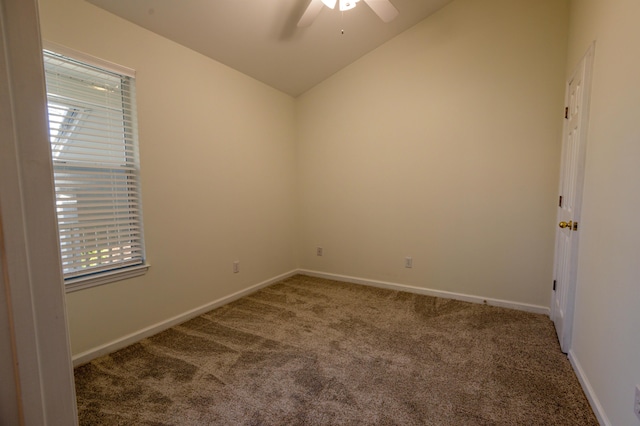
top-left (551, 44), bottom-right (594, 353)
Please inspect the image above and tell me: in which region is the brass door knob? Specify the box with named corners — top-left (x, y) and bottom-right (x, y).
top-left (559, 221), bottom-right (573, 229)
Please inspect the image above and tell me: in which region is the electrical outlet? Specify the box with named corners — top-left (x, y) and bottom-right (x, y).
top-left (233, 261), bottom-right (240, 274)
top-left (316, 247), bottom-right (323, 256)
top-left (634, 385), bottom-right (640, 420)
top-left (405, 257), bottom-right (413, 268)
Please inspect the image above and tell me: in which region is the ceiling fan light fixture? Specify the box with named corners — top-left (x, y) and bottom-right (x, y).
top-left (298, 0), bottom-right (398, 27)
top-left (321, 0), bottom-right (337, 9)
top-left (339, 0), bottom-right (359, 11)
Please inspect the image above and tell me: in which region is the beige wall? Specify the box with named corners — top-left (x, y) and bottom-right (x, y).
top-left (566, 0), bottom-right (640, 424)
top-left (38, 0), bottom-right (298, 356)
top-left (297, 0), bottom-right (569, 308)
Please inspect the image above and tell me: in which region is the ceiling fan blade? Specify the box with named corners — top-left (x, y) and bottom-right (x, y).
top-left (363, 0), bottom-right (399, 23)
top-left (322, 0), bottom-right (337, 9)
top-left (298, 0), bottom-right (324, 27)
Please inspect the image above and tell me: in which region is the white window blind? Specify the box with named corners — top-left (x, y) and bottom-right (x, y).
top-left (44, 49), bottom-right (146, 283)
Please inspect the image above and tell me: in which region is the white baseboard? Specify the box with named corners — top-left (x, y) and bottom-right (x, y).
top-left (298, 269), bottom-right (550, 316)
top-left (568, 350), bottom-right (610, 426)
top-left (72, 269), bottom-right (298, 366)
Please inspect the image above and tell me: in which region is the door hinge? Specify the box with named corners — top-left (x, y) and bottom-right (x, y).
top-left (553, 280), bottom-right (557, 291)
top-left (565, 107), bottom-right (569, 119)
top-left (559, 195), bottom-right (563, 207)
top-left (573, 221), bottom-right (578, 231)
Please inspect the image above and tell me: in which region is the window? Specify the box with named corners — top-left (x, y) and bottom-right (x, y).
top-left (43, 47), bottom-right (147, 292)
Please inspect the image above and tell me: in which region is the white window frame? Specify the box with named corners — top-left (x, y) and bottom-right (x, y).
top-left (43, 42), bottom-right (149, 292)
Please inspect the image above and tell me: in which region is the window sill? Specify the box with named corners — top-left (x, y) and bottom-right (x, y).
top-left (64, 264), bottom-right (150, 293)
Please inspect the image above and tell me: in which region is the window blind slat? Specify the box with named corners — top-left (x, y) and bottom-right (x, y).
top-left (60, 247), bottom-right (143, 265)
top-left (59, 234), bottom-right (142, 251)
top-left (56, 205), bottom-right (140, 213)
top-left (63, 260), bottom-right (142, 280)
top-left (48, 113), bottom-right (135, 132)
top-left (58, 214), bottom-right (140, 225)
top-left (60, 246), bottom-right (143, 261)
top-left (57, 219), bottom-right (142, 232)
top-left (53, 163), bottom-right (137, 172)
top-left (54, 197), bottom-right (140, 206)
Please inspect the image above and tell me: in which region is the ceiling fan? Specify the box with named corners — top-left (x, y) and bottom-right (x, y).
top-left (297, 0), bottom-right (399, 27)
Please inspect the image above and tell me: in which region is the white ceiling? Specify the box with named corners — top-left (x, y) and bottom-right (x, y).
top-left (86, 0), bottom-right (454, 97)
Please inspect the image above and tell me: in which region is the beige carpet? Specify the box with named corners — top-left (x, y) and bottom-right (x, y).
top-left (75, 274), bottom-right (597, 425)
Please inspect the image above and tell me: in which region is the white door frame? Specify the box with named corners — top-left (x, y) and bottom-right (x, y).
top-left (0, 0), bottom-right (78, 423)
top-left (551, 42), bottom-right (595, 353)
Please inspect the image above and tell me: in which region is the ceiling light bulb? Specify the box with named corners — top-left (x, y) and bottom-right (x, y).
top-left (322, 0), bottom-right (337, 9)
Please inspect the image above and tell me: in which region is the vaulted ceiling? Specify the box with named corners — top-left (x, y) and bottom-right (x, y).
top-left (87, 0), bottom-right (454, 97)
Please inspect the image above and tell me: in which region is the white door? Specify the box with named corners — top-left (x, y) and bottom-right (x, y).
top-left (551, 43), bottom-right (595, 353)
